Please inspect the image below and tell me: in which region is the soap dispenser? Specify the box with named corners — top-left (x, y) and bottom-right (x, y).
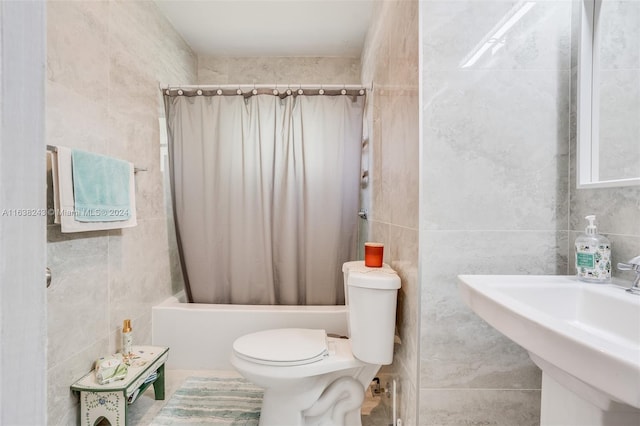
top-left (575, 215), bottom-right (611, 282)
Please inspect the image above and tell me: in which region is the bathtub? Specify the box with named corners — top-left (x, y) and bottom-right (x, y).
top-left (152, 292), bottom-right (349, 370)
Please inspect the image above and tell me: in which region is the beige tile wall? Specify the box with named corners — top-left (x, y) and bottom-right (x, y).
top-left (45, 1), bottom-right (196, 424)
top-left (198, 56), bottom-right (361, 84)
top-left (360, 0), bottom-right (420, 424)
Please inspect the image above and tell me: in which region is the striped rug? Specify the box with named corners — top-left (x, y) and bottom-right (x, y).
top-left (151, 376), bottom-right (263, 425)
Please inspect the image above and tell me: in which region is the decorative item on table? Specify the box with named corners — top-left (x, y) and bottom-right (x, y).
top-left (122, 319), bottom-right (133, 359)
top-left (95, 355), bottom-right (128, 385)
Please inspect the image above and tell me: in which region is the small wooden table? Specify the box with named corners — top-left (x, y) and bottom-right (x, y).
top-left (71, 346), bottom-right (169, 426)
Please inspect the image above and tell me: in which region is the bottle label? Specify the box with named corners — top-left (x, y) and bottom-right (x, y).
top-left (575, 242), bottom-right (611, 281)
top-left (576, 252), bottom-right (595, 268)
top-left (123, 333), bottom-right (133, 355)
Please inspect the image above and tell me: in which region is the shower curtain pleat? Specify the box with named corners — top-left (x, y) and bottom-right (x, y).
top-left (165, 94), bottom-right (363, 305)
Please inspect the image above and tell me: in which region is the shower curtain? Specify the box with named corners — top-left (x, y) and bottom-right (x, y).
top-left (164, 92), bottom-right (364, 305)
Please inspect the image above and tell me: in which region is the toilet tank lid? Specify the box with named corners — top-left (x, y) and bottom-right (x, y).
top-left (348, 269), bottom-right (401, 290)
top-left (342, 260), bottom-right (394, 273)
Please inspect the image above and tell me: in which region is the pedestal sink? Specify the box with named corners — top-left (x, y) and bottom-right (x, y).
top-left (458, 275), bottom-right (640, 426)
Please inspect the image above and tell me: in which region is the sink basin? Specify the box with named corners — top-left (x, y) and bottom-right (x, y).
top-left (458, 275), bottom-right (640, 411)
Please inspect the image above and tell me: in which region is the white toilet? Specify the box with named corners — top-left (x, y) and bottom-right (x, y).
top-left (230, 261), bottom-right (401, 426)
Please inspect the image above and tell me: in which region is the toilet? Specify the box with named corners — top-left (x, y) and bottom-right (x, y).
top-left (230, 261), bottom-right (401, 426)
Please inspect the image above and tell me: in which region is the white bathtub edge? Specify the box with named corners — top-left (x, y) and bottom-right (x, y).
top-left (152, 298), bottom-right (348, 370)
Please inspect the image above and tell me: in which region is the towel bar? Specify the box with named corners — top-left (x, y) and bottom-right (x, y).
top-left (46, 145), bottom-right (147, 173)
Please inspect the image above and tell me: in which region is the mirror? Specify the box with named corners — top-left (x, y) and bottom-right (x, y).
top-left (578, 0), bottom-right (640, 188)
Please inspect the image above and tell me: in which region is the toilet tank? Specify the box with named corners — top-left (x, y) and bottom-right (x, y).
top-left (342, 262), bottom-right (400, 365)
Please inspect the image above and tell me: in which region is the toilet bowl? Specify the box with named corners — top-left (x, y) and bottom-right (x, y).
top-left (230, 262), bottom-right (401, 426)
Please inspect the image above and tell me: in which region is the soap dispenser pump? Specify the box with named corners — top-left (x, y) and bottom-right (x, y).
top-left (575, 215), bottom-right (611, 282)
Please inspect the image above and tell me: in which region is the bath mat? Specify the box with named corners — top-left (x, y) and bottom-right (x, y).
top-left (150, 376), bottom-right (263, 425)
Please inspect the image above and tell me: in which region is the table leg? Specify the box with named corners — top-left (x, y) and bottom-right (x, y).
top-left (153, 364), bottom-right (165, 400)
top-left (124, 393), bottom-right (129, 426)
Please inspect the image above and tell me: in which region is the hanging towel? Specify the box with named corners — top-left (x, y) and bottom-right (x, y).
top-left (53, 146), bottom-right (137, 232)
top-left (72, 149), bottom-right (131, 222)
top-left (48, 151), bottom-right (62, 224)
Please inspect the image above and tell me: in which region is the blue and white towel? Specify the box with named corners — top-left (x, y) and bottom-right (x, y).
top-left (71, 149), bottom-right (131, 222)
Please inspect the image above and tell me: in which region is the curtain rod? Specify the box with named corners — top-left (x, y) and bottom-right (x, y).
top-left (161, 84), bottom-right (371, 91)
top-left (161, 84), bottom-right (370, 98)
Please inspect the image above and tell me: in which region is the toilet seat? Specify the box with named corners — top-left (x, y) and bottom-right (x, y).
top-left (232, 328), bottom-right (329, 366)
top-left (231, 335), bottom-right (366, 382)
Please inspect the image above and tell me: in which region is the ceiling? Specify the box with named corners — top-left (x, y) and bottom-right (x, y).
top-left (154, 0), bottom-right (375, 57)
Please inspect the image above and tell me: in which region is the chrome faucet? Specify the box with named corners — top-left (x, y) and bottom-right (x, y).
top-left (617, 255), bottom-right (640, 295)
